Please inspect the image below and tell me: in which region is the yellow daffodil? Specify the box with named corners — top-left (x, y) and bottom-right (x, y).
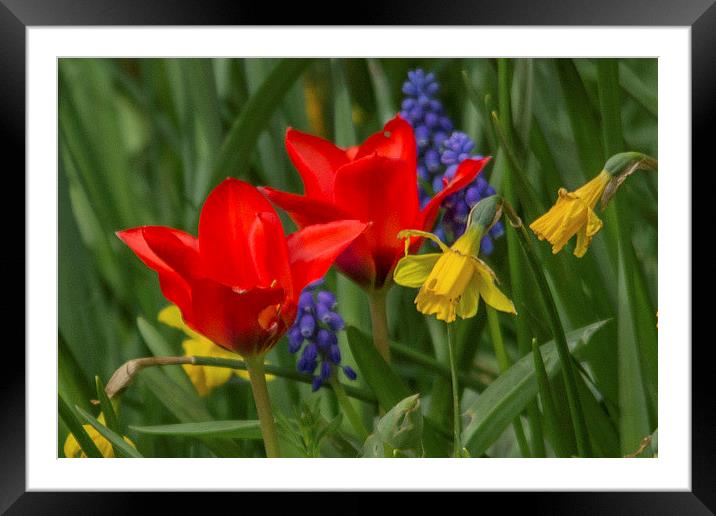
top-left (63, 412), bottom-right (136, 458)
top-left (158, 305), bottom-right (273, 396)
top-left (529, 171), bottom-right (610, 258)
top-left (530, 152), bottom-right (657, 258)
top-left (394, 197), bottom-right (515, 323)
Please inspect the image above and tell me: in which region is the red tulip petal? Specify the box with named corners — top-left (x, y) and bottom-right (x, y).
top-left (286, 220), bottom-right (367, 293)
top-left (353, 115), bottom-right (416, 172)
top-left (333, 154), bottom-right (420, 288)
top-left (285, 128), bottom-right (350, 199)
top-left (259, 186), bottom-right (351, 227)
top-left (198, 178), bottom-right (284, 289)
top-left (247, 211), bottom-right (293, 298)
top-left (116, 226), bottom-right (198, 318)
top-left (333, 234), bottom-right (378, 288)
top-left (421, 157), bottom-right (491, 231)
top-left (334, 154), bottom-right (418, 251)
top-left (188, 280), bottom-right (285, 356)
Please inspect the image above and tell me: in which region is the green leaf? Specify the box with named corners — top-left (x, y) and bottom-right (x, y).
top-left (210, 58), bottom-right (312, 189)
top-left (375, 394), bottom-right (424, 452)
top-left (346, 326), bottom-right (449, 457)
top-left (75, 405), bottom-right (143, 458)
top-left (131, 420), bottom-right (262, 440)
top-left (461, 320), bottom-right (609, 457)
top-left (346, 326), bottom-right (412, 409)
top-left (58, 394), bottom-right (103, 458)
top-left (138, 367), bottom-right (243, 457)
top-left (362, 394), bottom-right (424, 458)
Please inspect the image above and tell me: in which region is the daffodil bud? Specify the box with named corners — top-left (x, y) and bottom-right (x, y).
top-left (466, 195), bottom-right (504, 236)
top-left (600, 152), bottom-right (657, 210)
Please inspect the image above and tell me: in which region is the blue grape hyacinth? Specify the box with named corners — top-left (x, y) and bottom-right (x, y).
top-left (399, 69), bottom-right (454, 208)
top-left (436, 132), bottom-right (505, 254)
top-left (401, 69), bottom-right (503, 254)
top-left (287, 279), bottom-right (357, 391)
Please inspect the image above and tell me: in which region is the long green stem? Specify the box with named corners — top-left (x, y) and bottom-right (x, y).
top-left (330, 376), bottom-right (369, 441)
top-left (486, 307), bottom-right (531, 458)
top-left (104, 354), bottom-right (376, 404)
top-left (446, 323), bottom-right (461, 457)
top-left (503, 201), bottom-right (592, 457)
top-left (368, 288), bottom-right (391, 363)
top-left (245, 356), bottom-right (280, 458)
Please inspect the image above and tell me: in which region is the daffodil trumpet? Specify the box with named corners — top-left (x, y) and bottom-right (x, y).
top-left (530, 152), bottom-right (657, 258)
top-left (394, 196), bottom-right (516, 324)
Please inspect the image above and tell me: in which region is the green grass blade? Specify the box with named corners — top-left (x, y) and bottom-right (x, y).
top-left (616, 247), bottom-right (652, 455)
top-left (531, 339), bottom-right (570, 457)
top-left (367, 58), bottom-right (395, 123)
top-left (486, 307), bottom-right (531, 457)
top-left (597, 59), bottom-right (625, 156)
top-left (138, 367), bottom-right (243, 457)
top-left (461, 320), bottom-right (608, 457)
top-left (332, 59), bottom-right (357, 147)
top-left (210, 58), bottom-right (312, 189)
top-left (131, 420), bottom-right (263, 440)
top-left (75, 406), bottom-right (143, 458)
top-left (58, 394), bottom-right (103, 458)
top-left (95, 376), bottom-right (120, 435)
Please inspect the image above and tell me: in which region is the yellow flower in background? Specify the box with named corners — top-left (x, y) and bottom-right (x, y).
top-left (158, 305), bottom-right (273, 396)
top-left (63, 413), bottom-right (135, 458)
top-left (529, 171), bottom-right (611, 258)
top-left (394, 197), bottom-right (515, 323)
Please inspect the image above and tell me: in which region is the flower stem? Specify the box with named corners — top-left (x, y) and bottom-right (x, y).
top-left (446, 322), bottom-right (461, 457)
top-left (368, 288), bottom-right (391, 363)
top-left (245, 356), bottom-right (281, 458)
top-left (486, 306), bottom-right (531, 458)
top-left (502, 201), bottom-right (592, 457)
top-left (330, 376), bottom-right (369, 442)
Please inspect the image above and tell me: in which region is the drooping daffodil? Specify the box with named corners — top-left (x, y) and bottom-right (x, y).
top-left (158, 305), bottom-right (274, 397)
top-left (530, 152), bottom-right (657, 258)
top-left (394, 196), bottom-right (515, 323)
top-left (529, 171), bottom-right (610, 258)
top-left (63, 412), bottom-right (136, 458)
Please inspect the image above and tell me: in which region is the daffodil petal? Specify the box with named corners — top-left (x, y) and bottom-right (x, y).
top-left (456, 273), bottom-right (480, 319)
top-left (574, 206), bottom-right (603, 257)
top-left (182, 338), bottom-right (236, 396)
top-left (158, 304), bottom-right (184, 330)
top-left (63, 413), bottom-right (136, 458)
top-left (396, 229), bottom-right (450, 253)
top-left (473, 262), bottom-right (516, 314)
top-left (393, 253), bottom-right (441, 287)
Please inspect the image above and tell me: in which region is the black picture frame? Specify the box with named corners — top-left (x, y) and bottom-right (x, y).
top-left (4, 0), bottom-right (706, 511)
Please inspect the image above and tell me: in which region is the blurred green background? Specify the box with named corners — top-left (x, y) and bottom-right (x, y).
top-left (59, 58), bottom-right (657, 458)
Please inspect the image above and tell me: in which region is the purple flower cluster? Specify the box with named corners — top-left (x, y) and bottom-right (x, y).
top-left (400, 69), bottom-right (503, 254)
top-left (434, 132), bottom-right (505, 255)
top-left (399, 69), bottom-right (454, 208)
top-left (287, 279), bottom-right (356, 391)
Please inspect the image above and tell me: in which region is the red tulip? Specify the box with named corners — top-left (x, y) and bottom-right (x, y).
top-left (117, 178), bottom-right (366, 357)
top-left (260, 115), bottom-right (490, 290)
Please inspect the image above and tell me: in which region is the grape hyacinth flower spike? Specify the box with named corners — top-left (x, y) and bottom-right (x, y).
top-left (288, 279), bottom-right (357, 391)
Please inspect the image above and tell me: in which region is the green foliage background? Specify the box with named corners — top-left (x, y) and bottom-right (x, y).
top-left (59, 58), bottom-right (657, 458)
